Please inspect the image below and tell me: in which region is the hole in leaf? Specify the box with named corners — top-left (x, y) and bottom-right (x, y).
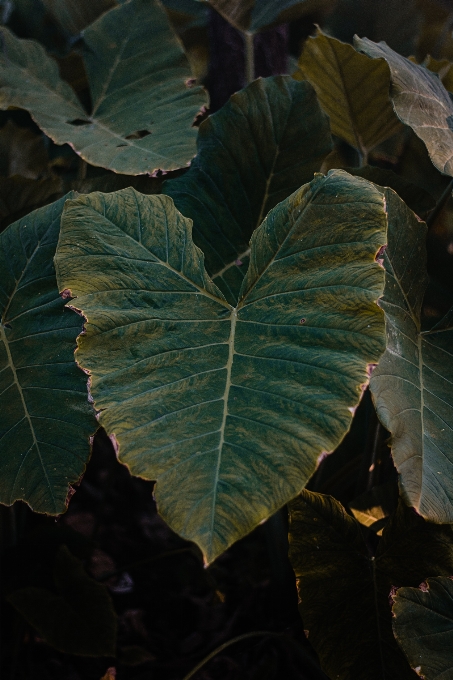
top-left (116, 144), bottom-right (128, 147)
top-left (125, 129), bottom-right (152, 140)
top-left (299, 318), bottom-right (306, 324)
top-left (67, 118), bottom-right (91, 126)
top-left (2, 322), bottom-right (11, 329)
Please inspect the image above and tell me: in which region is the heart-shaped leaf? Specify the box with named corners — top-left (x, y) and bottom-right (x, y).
top-left (0, 0), bottom-right (207, 175)
top-left (8, 545), bottom-right (117, 656)
top-left (295, 30), bottom-right (401, 163)
top-left (393, 576), bottom-right (453, 679)
top-left (370, 183), bottom-right (453, 522)
top-left (163, 75), bottom-right (332, 305)
top-left (288, 492), bottom-right (453, 679)
top-left (0, 196), bottom-right (95, 514)
top-left (355, 37), bottom-right (453, 177)
top-left (55, 171), bottom-right (392, 561)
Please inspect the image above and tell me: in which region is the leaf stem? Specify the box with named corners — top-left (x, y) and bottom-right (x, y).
top-left (182, 631), bottom-right (282, 680)
top-left (244, 32), bottom-right (255, 84)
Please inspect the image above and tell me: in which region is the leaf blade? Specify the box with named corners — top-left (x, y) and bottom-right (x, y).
top-left (0, 196), bottom-right (95, 514)
top-left (0, 0), bottom-right (207, 174)
top-left (295, 30), bottom-right (401, 159)
top-left (392, 576), bottom-right (453, 679)
top-left (56, 172), bottom-right (389, 561)
top-left (355, 37), bottom-right (453, 177)
top-left (164, 75), bottom-right (332, 305)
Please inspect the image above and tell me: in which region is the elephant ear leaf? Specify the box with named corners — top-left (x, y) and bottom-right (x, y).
top-left (164, 76), bottom-right (332, 305)
top-left (295, 30), bottom-right (401, 162)
top-left (355, 37), bottom-right (453, 177)
top-left (370, 189), bottom-right (453, 523)
top-left (392, 577), bottom-right (453, 680)
top-left (288, 492), bottom-right (453, 679)
top-left (0, 196), bottom-right (95, 514)
top-left (55, 170), bottom-right (393, 562)
top-left (0, 0), bottom-right (207, 175)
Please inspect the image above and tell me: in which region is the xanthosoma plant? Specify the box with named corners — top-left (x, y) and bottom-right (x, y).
top-left (55, 170), bottom-right (404, 563)
top-left (1, 4), bottom-right (453, 673)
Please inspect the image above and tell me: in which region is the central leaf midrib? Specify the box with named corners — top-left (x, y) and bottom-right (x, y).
top-left (209, 308), bottom-right (237, 552)
top-left (0, 323), bottom-right (55, 509)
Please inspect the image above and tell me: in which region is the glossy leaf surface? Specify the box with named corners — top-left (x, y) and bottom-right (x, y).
top-left (393, 576), bottom-right (453, 679)
top-left (0, 196), bottom-right (95, 514)
top-left (370, 189), bottom-right (453, 522)
top-left (289, 492), bottom-right (453, 679)
top-left (356, 37), bottom-right (453, 177)
top-left (295, 31), bottom-right (401, 160)
top-left (8, 546), bottom-right (117, 656)
top-left (55, 171), bottom-right (388, 561)
top-left (164, 76), bottom-right (332, 305)
top-left (0, 0), bottom-right (206, 174)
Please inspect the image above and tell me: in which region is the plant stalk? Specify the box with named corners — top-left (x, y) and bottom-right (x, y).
top-left (244, 31), bottom-right (255, 84)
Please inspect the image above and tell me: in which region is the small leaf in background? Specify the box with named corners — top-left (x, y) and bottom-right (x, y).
top-left (164, 75), bottom-right (332, 304)
top-left (0, 196), bottom-right (95, 514)
top-left (55, 171), bottom-right (388, 562)
top-left (288, 491), bottom-right (453, 679)
top-left (295, 30), bottom-right (401, 164)
top-left (392, 576), bottom-right (453, 679)
top-left (370, 186), bottom-right (453, 523)
top-left (356, 37), bottom-right (453, 177)
top-left (0, 0), bottom-right (207, 175)
top-left (7, 545), bottom-right (117, 656)
top-left (348, 481), bottom-right (398, 534)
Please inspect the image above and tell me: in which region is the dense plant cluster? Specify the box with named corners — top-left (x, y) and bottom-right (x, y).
top-left (1, 1), bottom-right (453, 678)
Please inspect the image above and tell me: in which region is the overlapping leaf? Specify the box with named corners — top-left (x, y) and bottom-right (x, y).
top-left (0, 0), bottom-right (207, 174)
top-left (0, 196), bottom-right (95, 514)
top-left (393, 576), bottom-right (453, 679)
top-left (356, 37), bottom-right (453, 177)
top-left (55, 171), bottom-right (388, 562)
top-left (164, 76), bottom-right (332, 304)
top-left (370, 188), bottom-right (453, 522)
top-left (8, 545), bottom-right (117, 656)
top-left (295, 31), bottom-right (401, 162)
top-left (288, 492), bottom-right (453, 679)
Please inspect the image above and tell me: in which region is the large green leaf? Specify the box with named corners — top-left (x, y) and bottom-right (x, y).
top-left (8, 545), bottom-right (117, 656)
top-left (163, 76), bottom-right (332, 305)
top-left (55, 170), bottom-right (389, 562)
top-left (0, 196), bottom-right (95, 514)
top-left (0, 0), bottom-right (207, 175)
top-left (288, 491), bottom-right (453, 679)
top-left (295, 31), bottom-right (401, 163)
top-left (393, 576), bottom-right (453, 679)
top-left (370, 181), bottom-right (453, 522)
top-left (355, 37), bottom-right (453, 177)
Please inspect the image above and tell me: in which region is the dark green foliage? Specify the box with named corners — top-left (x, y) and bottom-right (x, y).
top-left (0, 2), bottom-right (453, 676)
top-left (7, 545), bottom-right (117, 656)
